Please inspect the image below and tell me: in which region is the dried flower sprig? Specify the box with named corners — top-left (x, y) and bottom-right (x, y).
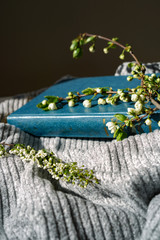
top-left (37, 33), bottom-right (160, 141)
top-left (0, 143), bottom-right (99, 188)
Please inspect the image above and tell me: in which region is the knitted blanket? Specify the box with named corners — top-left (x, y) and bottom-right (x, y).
top-left (1, 63), bottom-right (160, 240)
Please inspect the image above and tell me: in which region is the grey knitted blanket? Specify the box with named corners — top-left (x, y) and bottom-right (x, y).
top-left (1, 63), bottom-right (160, 240)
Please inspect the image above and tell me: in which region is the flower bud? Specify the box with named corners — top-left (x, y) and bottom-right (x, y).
top-left (156, 78), bottom-right (160, 83)
top-left (83, 99), bottom-right (92, 108)
top-left (89, 45), bottom-right (95, 53)
top-left (103, 47), bottom-right (109, 54)
top-left (158, 121), bottom-right (160, 127)
top-left (119, 54), bottom-right (125, 60)
top-left (127, 76), bottom-right (133, 81)
top-left (48, 103), bottom-right (57, 110)
top-left (98, 98), bottom-right (106, 105)
top-left (117, 89), bottom-right (123, 95)
top-left (151, 73), bottom-right (156, 78)
top-left (131, 94), bottom-right (139, 102)
top-left (95, 88), bottom-right (102, 93)
top-left (145, 118), bottom-right (152, 126)
top-left (42, 100), bottom-right (47, 105)
top-left (106, 97), bottom-right (111, 104)
top-left (68, 100), bottom-right (75, 107)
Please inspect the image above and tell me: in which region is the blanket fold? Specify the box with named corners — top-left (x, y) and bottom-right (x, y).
top-left (1, 63), bottom-right (160, 239)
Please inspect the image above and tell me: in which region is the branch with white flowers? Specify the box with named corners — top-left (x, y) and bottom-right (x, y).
top-left (36, 33), bottom-right (160, 141)
top-left (0, 143), bottom-right (99, 188)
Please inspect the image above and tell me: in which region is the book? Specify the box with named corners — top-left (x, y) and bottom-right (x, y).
top-left (7, 75), bottom-right (160, 138)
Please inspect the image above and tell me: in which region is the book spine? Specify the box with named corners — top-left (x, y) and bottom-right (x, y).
top-left (7, 114), bottom-right (159, 138)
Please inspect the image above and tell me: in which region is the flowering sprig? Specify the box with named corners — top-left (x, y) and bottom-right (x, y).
top-left (0, 143), bottom-right (99, 188)
top-left (37, 33), bottom-right (160, 141)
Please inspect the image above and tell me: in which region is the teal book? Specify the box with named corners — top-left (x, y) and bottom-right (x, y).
top-left (7, 75), bottom-right (160, 138)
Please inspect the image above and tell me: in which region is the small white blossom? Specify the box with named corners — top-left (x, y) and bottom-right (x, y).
top-left (98, 98), bottom-right (106, 105)
top-left (95, 88), bottom-right (102, 93)
top-left (158, 121), bottom-right (160, 127)
top-left (68, 100), bottom-right (75, 107)
top-left (135, 100), bottom-right (143, 112)
top-left (131, 88), bottom-right (136, 92)
top-left (131, 94), bottom-right (139, 102)
top-left (117, 89), bottom-right (123, 95)
top-left (145, 118), bottom-right (152, 126)
top-left (127, 76), bottom-right (133, 81)
top-left (42, 100), bottom-right (47, 105)
top-left (83, 100), bottom-right (91, 108)
top-left (48, 103), bottom-right (57, 110)
top-left (106, 122), bottom-right (119, 134)
top-left (127, 108), bottom-right (135, 115)
top-left (106, 97), bottom-right (111, 103)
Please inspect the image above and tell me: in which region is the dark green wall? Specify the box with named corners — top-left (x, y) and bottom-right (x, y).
top-left (1, 0), bottom-right (160, 97)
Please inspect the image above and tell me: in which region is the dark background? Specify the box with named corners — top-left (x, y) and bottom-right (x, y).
top-left (1, 0), bottom-right (160, 97)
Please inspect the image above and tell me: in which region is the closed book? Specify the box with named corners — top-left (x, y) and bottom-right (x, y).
top-left (7, 75), bottom-right (160, 138)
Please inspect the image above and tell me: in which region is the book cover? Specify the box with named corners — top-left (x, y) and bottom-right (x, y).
top-left (7, 75), bottom-right (160, 138)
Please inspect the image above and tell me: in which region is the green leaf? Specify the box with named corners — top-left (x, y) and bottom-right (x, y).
top-left (84, 36), bottom-right (96, 44)
top-left (79, 39), bottom-right (85, 46)
top-left (128, 62), bottom-right (134, 68)
top-left (113, 127), bottom-right (121, 138)
top-left (82, 88), bottom-right (95, 95)
top-left (73, 48), bottom-right (82, 59)
top-left (45, 96), bottom-right (59, 103)
top-left (112, 37), bottom-right (119, 42)
top-left (114, 114), bottom-right (127, 122)
top-left (116, 131), bottom-right (127, 141)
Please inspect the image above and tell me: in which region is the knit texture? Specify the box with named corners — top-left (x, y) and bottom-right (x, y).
top-left (0, 63), bottom-right (160, 240)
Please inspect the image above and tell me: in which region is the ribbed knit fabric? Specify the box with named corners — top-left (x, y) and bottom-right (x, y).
top-left (0, 64), bottom-right (160, 240)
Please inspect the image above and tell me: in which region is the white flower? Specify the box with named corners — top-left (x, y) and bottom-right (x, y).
top-left (0, 151), bottom-right (3, 155)
top-left (42, 100), bottom-right (47, 105)
top-left (83, 99), bottom-right (92, 108)
top-left (131, 94), bottom-right (139, 102)
top-left (145, 118), bottom-right (152, 126)
top-left (135, 100), bottom-right (143, 111)
top-left (158, 121), bottom-right (160, 127)
top-left (98, 98), bottom-right (106, 105)
top-left (95, 88), bottom-right (102, 93)
top-left (48, 103), bottom-right (57, 110)
top-left (68, 100), bottom-right (75, 107)
top-left (106, 122), bottom-right (119, 134)
top-left (139, 94), bottom-right (145, 101)
top-left (131, 88), bottom-right (136, 92)
top-left (106, 97), bottom-right (111, 103)
top-left (117, 89), bottom-right (123, 95)
top-left (127, 108), bottom-right (135, 115)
